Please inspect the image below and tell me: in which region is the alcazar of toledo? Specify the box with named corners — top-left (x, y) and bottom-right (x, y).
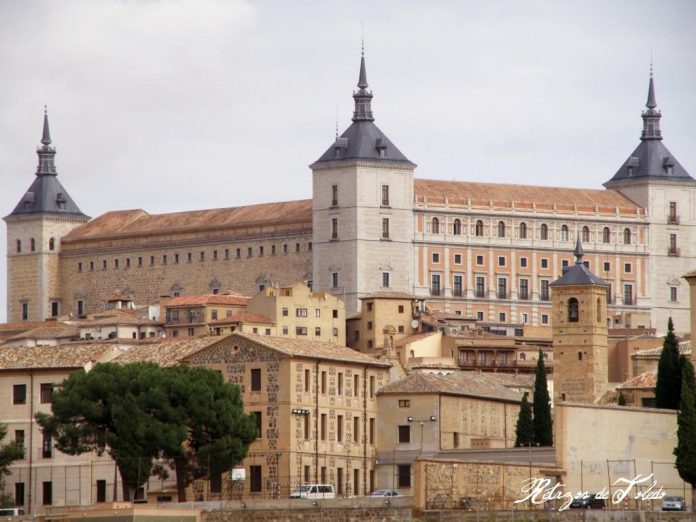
top-left (5, 52), bottom-right (696, 335)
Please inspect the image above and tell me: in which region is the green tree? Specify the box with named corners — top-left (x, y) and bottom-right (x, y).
top-left (617, 392), bottom-right (627, 406)
top-left (515, 392), bottom-right (535, 446)
top-left (674, 358), bottom-right (696, 512)
top-left (656, 318), bottom-right (683, 409)
top-left (0, 422), bottom-right (24, 498)
top-left (533, 349), bottom-right (553, 446)
top-left (158, 365), bottom-right (257, 501)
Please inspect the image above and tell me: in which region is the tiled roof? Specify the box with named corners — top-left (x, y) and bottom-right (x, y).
top-left (395, 331), bottom-right (439, 347)
top-left (413, 179), bottom-right (641, 213)
top-left (617, 370), bottom-right (657, 391)
top-left (62, 200), bottom-right (312, 242)
top-left (217, 333), bottom-right (391, 367)
top-left (377, 371), bottom-right (526, 402)
top-left (7, 326), bottom-right (79, 341)
top-left (113, 337), bottom-right (222, 367)
top-left (164, 295), bottom-right (249, 307)
top-left (633, 340), bottom-right (691, 358)
top-left (208, 313), bottom-right (274, 326)
top-left (80, 310), bottom-right (160, 327)
top-left (596, 389), bottom-right (620, 405)
top-left (361, 291), bottom-right (415, 300)
top-left (0, 344), bottom-right (119, 370)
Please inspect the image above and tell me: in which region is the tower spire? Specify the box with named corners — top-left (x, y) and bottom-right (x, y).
top-left (36, 108), bottom-right (57, 176)
top-left (574, 235), bottom-right (584, 264)
top-left (641, 66), bottom-right (662, 140)
top-left (352, 43), bottom-right (374, 122)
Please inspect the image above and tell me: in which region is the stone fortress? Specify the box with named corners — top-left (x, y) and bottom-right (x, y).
top-left (5, 54), bottom-right (696, 335)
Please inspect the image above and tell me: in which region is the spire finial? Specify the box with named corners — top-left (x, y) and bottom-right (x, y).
top-left (574, 235), bottom-right (584, 264)
top-left (41, 106), bottom-right (52, 146)
top-left (352, 38), bottom-right (374, 122)
top-left (335, 105), bottom-right (339, 139)
top-left (646, 64), bottom-right (657, 110)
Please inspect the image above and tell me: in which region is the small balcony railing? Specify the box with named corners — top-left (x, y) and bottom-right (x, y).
top-left (668, 247), bottom-right (680, 257)
top-left (668, 214), bottom-right (680, 225)
top-left (430, 287), bottom-right (442, 296)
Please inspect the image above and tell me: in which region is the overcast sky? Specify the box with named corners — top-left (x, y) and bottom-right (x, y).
top-left (1, 0), bottom-right (695, 322)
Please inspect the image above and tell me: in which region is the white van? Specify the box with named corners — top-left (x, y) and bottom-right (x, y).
top-left (0, 508), bottom-right (25, 516)
top-left (289, 484), bottom-right (335, 499)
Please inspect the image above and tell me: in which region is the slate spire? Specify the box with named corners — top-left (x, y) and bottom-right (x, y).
top-left (641, 67), bottom-right (662, 141)
top-left (36, 108), bottom-right (58, 176)
top-left (352, 46), bottom-right (374, 122)
top-left (574, 236), bottom-right (584, 264)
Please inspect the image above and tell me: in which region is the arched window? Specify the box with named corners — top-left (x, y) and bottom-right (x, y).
top-left (519, 222), bottom-right (527, 239)
top-left (475, 220), bottom-right (484, 237)
top-left (30, 238), bottom-right (36, 252)
top-left (603, 227), bottom-right (611, 244)
top-left (453, 219), bottom-right (462, 235)
top-left (561, 225), bottom-right (569, 241)
top-left (623, 228), bottom-right (631, 245)
top-left (540, 223), bottom-right (548, 240)
top-left (431, 218), bottom-right (440, 234)
top-left (520, 352), bottom-right (526, 361)
top-left (498, 221), bottom-right (506, 238)
top-left (16, 240), bottom-right (21, 253)
top-left (596, 297), bottom-right (602, 323)
top-left (49, 237), bottom-right (55, 251)
top-left (568, 297), bottom-right (579, 322)
top-left (582, 226), bottom-right (590, 243)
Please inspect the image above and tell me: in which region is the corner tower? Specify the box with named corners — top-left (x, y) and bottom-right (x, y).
top-left (604, 68), bottom-right (696, 335)
top-left (4, 111), bottom-right (89, 322)
top-left (550, 238), bottom-right (609, 403)
top-left (310, 50), bottom-right (416, 313)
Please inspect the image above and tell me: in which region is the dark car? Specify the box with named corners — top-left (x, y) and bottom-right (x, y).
top-left (569, 494), bottom-right (606, 509)
top-left (661, 496), bottom-right (686, 511)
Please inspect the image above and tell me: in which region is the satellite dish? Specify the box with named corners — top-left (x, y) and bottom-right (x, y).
top-left (411, 319), bottom-right (419, 329)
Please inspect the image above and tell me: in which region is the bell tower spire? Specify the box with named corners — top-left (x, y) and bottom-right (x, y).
top-left (36, 107), bottom-right (58, 176)
top-left (352, 45), bottom-right (374, 122)
top-left (641, 66), bottom-right (662, 141)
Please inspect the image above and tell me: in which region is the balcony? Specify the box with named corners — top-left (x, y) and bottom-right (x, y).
top-left (668, 214), bottom-right (680, 225)
top-left (668, 246), bottom-right (680, 257)
top-left (518, 291), bottom-right (529, 300)
top-left (452, 288), bottom-right (463, 297)
top-left (540, 293), bottom-right (550, 302)
top-left (475, 290), bottom-right (485, 298)
top-left (430, 287), bottom-right (442, 296)
top-left (624, 296), bottom-right (634, 306)
top-left (497, 291), bottom-right (509, 300)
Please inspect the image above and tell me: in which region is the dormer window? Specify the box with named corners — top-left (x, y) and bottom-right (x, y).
top-left (375, 138), bottom-right (387, 158)
top-left (56, 192), bottom-right (67, 210)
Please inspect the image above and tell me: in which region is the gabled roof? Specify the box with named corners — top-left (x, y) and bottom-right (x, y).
top-left (376, 371), bottom-right (526, 402)
top-left (633, 340), bottom-right (691, 358)
top-left (617, 370), bottom-right (657, 391)
top-left (0, 343), bottom-right (118, 370)
top-left (360, 291), bottom-right (415, 300)
top-left (6, 325), bottom-right (79, 342)
top-left (112, 337), bottom-right (222, 367)
top-left (164, 295), bottom-right (249, 307)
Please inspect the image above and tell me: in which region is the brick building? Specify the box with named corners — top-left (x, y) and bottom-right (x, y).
top-left (5, 58), bottom-right (695, 335)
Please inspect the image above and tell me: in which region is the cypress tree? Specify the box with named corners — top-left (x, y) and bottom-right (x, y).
top-left (515, 392), bottom-right (535, 446)
top-left (674, 358), bottom-right (696, 512)
top-left (617, 392), bottom-right (626, 406)
top-left (533, 349), bottom-right (553, 446)
top-left (655, 318), bottom-right (682, 409)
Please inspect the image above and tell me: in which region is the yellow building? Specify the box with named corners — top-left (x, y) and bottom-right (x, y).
top-left (182, 332), bottom-right (389, 498)
top-left (162, 294), bottom-right (249, 338)
top-left (246, 282), bottom-right (346, 345)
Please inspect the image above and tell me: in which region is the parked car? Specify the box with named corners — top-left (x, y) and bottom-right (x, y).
top-left (289, 484), bottom-right (336, 499)
top-left (370, 489), bottom-right (401, 497)
top-left (0, 509), bottom-right (25, 516)
top-left (661, 496), bottom-right (686, 511)
top-left (569, 494), bottom-right (605, 509)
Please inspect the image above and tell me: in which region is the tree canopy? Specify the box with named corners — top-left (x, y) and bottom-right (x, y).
top-left (515, 392), bottom-right (534, 446)
top-left (36, 362), bottom-right (257, 501)
top-left (0, 422), bottom-right (24, 493)
top-left (533, 349), bottom-right (553, 446)
top-left (656, 317), bottom-right (683, 409)
top-left (674, 358), bottom-right (696, 512)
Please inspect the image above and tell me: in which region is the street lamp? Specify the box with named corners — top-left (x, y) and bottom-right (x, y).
top-left (407, 416), bottom-right (437, 456)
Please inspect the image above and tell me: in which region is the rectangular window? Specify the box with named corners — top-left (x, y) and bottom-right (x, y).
top-left (77, 299), bottom-right (84, 316)
top-left (541, 314), bottom-right (549, 325)
top-left (453, 432), bottom-right (459, 448)
top-left (40, 383), bottom-right (53, 404)
top-left (398, 425), bottom-right (410, 443)
top-left (382, 218), bottom-right (390, 239)
top-left (519, 278), bottom-right (529, 300)
top-left (304, 369), bottom-right (310, 392)
top-left (520, 257), bottom-right (528, 268)
top-left (249, 466), bottom-right (262, 493)
top-left (253, 411), bottom-right (262, 439)
top-left (670, 286), bottom-right (678, 302)
top-left (332, 184), bottom-right (338, 206)
top-left (96, 479), bottom-right (107, 503)
top-left (271, 245), bottom-right (276, 255)
top-left (21, 302), bottom-right (28, 321)
top-left (337, 468), bottom-right (343, 495)
top-left (476, 255), bottom-right (484, 265)
top-left (498, 256), bottom-right (506, 267)
top-left (296, 326), bottom-right (307, 336)
top-left (603, 261), bottom-right (611, 272)
top-left (320, 413), bottom-right (327, 440)
top-left (540, 280), bottom-right (550, 301)
top-left (382, 272), bottom-right (390, 287)
top-left (304, 465), bottom-right (311, 484)
top-left (102, 260), bottom-right (107, 270)
top-left (338, 373), bottom-right (343, 395)
top-left (321, 466), bottom-right (326, 484)
top-left (540, 258), bottom-right (549, 269)
top-left (432, 252), bottom-right (440, 263)
top-left (497, 278), bottom-right (507, 299)
top-left (332, 272), bottom-right (339, 288)
top-left (90, 260), bottom-right (95, 271)
top-left (212, 250), bottom-right (218, 261)
top-left (259, 246), bottom-right (264, 256)
top-left (42, 432), bottom-right (52, 458)
top-left (431, 274), bottom-right (441, 296)
top-left (454, 253), bottom-right (462, 264)
top-left (354, 374), bottom-right (359, 396)
top-left (114, 259), bottom-right (119, 269)
top-left (475, 276), bottom-right (485, 298)
top-left (369, 417), bottom-right (375, 444)
top-left (624, 284), bottom-right (634, 305)
top-left (353, 417), bottom-right (360, 443)
top-left (321, 371), bottom-right (327, 394)
top-left (521, 313), bottom-right (528, 324)
top-left (15, 482), bottom-right (25, 507)
top-left (199, 251), bottom-right (205, 261)
top-left (315, 327), bottom-right (321, 337)
top-left (354, 469), bottom-right (360, 496)
top-left (250, 369), bottom-right (262, 392)
top-left (337, 415), bottom-right (343, 442)
top-left (50, 301), bottom-right (59, 317)
top-left (398, 465), bottom-right (411, 488)
top-left (247, 247), bottom-right (253, 257)
top-left (381, 185), bottom-right (390, 206)
top-left (398, 399), bottom-right (410, 408)
top-left (296, 308), bottom-right (308, 317)
top-left (477, 311), bottom-right (484, 321)
top-left (369, 376), bottom-right (375, 398)
top-left (126, 257), bottom-right (131, 268)
top-left (669, 201), bottom-right (678, 223)
top-left (13, 384), bottom-right (26, 405)
top-left (42, 481), bottom-right (52, 505)
top-left (499, 312), bottom-right (506, 322)
top-left (624, 263), bottom-right (632, 273)
top-left (331, 218), bottom-right (338, 239)
top-left (78, 262), bottom-right (83, 272)
top-left (304, 414), bottom-right (310, 440)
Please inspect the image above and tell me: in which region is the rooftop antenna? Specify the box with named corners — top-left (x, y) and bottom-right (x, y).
top-left (335, 105), bottom-right (339, 139)
top-left (361, 21), bottom-right (365, 56)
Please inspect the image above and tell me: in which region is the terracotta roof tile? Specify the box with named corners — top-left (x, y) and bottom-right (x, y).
top-left (633, 340), bottom-right (691, 358)
top-left (165, 295), bottom-right (250, 307)
top-left (414, 179), bottom-right (641, 214)
top-left (7, 326), bottom-right (79, 342)
top-left (617, 370), bottom-right (657, 390)
top-left (377, 371), bottom-right (527, 402)
top-left (361, 291), bottom-right (415, 300)
top-left (113, 337), bottom-right (222, 367)
top-left (209, 313), bottom-right (274, 326)
top-left (0, 344), bottom-right (119, 370)
top-left (63, 200), bottom-right (312, 242)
